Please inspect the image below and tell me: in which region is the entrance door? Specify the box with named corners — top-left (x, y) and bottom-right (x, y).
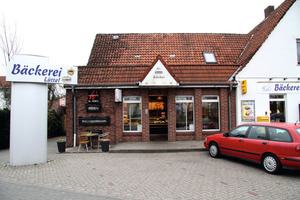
top-left (269, 94), bottom-right (285, 122)
top-left (149, 95), bottom-right (168, 141)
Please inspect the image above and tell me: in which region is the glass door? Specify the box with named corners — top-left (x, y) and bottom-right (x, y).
top-left (269, 94), bottom-right (285, 122)
top-left (149, 95), bottom-right (168, 141)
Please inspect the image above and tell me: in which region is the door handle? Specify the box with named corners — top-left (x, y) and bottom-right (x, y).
top-left (262, 142), bottom-right (267, 145)
top-left (239, 140), bottom-right (243, 142)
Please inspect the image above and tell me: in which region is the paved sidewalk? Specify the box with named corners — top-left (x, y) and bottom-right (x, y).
top-left (0, 137), bottom-right (300, 200)
top-left (66, 139), bottom-right (205, 153)
top-left (109, 140), bottom-right (205, 153)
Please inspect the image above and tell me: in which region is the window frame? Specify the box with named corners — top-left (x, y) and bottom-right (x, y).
top-left (203, 51), bottom-right (217, 64)
top-left (247, 125), bottom-right (267, 140)
top-left (202, 95), bottom-right (220, 131)
top-left (295, 128), bottom-right (300, 137)
top-left (228, 125), bottom-right (250, 138)
top-left (175, 95), bottom-right (194, 132)
top-left (297, 39), bottom-right (300, 64)
top-left (269, 94), bottom-right (286, 122)
top-left (268, 127), bottom-right (293, 142)
top-left (123, 96), bottom-right (142, 132)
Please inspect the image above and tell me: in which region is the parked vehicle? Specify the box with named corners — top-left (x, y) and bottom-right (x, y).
top-left (204, 122), bottom-right (300, 174)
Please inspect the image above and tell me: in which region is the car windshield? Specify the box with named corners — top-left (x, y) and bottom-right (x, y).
top-left (295, 128), bottom-right (300, 137)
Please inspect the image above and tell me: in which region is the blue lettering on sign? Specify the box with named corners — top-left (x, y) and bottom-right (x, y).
top-left (274, 84), bottom-right (300, 92)
top-left (11, 64), bottom-right (63, 83)
top-left (11, 64), bottom-right (21, 74)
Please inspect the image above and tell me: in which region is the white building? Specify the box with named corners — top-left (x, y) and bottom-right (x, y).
top-left (235, 0), bottom-right (300, 124)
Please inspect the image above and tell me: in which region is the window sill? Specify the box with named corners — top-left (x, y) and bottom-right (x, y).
top-left (203, 129), bottom-right (220, 132)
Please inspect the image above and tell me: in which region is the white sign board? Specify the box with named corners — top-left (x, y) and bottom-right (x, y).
top-left (257, 82), bottom-right (300, 93)
top-left (6, 54), bottom-right (77, 84)
top-left (140, 60), bottom-right (178, 86)
top-left (60, 98), bottom-right (66, 106)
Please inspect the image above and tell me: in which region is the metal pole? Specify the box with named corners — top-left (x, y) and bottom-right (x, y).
top-left (228, 83), bottom-right (233, 130)
top-left (72, 85), bottom-right (77, 147)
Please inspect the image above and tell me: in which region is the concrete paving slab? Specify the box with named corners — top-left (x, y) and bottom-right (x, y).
top-left (64, 140), bottom-right (206, 153)
top-left (1, 137), bottom-right (299, 200)
top-left (109, 141), bottom-right (206, 153)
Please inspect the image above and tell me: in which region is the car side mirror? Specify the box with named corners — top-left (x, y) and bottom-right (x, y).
top-left (223, 132), bottom-right (229, 137)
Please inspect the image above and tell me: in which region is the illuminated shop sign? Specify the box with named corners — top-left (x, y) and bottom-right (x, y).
top-left (6, 54), bottom-right (77, 84)
top-left (257, 82), bottom-right (300, 93)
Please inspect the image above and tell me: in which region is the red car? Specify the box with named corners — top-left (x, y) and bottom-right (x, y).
top-left (204, 122), bottom-right (300, 174)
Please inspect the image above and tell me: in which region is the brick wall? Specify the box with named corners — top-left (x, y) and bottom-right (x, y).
top-left (66, 89), bottom-right (117, 147)
top-left (65, 87), bottom-right (236, 146)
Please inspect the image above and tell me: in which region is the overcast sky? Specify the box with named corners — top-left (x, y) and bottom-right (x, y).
top-left (0, 0), bottom-right (285, 75)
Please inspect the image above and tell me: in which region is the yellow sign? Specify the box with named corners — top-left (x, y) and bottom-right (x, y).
top-left (257, 116), bottom-right (270, 122)
top-left (241, 80), bottom-right (247, 94)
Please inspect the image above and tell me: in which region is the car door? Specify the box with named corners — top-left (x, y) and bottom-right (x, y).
top-left (242, 125), bottom-right (269, 162)
top-left (219, 125), bottom-right (250, 158)
top-left (268, 127), bottom-right (294, 157)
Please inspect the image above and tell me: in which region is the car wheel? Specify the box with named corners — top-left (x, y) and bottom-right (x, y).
top-left (262, 154), bottom-right (282, 174)
top-left (209, 143), bottom-right (220, 158)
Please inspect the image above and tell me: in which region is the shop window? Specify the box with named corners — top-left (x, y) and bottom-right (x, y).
top-left (123, 96), bottom-right (142, 132)
top-left (297, 39), bottom-right (300, 64)
top-left (269, 94), bottom-right (285, 122)
top-left (176, 96), bottom-right (194, 131)
top-left (202, 96), bottom-right (220, 130)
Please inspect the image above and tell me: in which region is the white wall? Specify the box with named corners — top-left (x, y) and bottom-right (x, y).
top-left (10, 82), bottom-right (48, 166)
top-left (236, 0), bottom-right (300, 125)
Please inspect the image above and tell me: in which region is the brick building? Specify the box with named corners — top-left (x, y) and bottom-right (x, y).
top-left (64, 33), bottom-right (248, 147)
top-left (65, 0), bottom-right (298, 147)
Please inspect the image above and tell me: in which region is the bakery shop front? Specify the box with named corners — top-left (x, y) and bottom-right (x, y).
top-left (64, 33), bottom-right (241, 147)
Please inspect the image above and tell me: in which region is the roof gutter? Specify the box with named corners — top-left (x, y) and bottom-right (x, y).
top-left (179, 82), bottom-right (237, 87)
top-left (66, 82), bottom-right (238, 89)
top-left (65, 83), bottom-right (139, 89)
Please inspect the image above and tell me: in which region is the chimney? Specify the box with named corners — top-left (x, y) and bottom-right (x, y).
top-left (264, 6), bottom-right (274, 19)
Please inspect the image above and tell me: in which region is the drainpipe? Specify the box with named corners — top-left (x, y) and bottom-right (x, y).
top-left (72, 85), bottom-right (77, 147)
top-left (228, 83), bottom-right (233, 130)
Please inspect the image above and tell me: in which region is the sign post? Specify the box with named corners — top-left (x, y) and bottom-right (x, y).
top-left (7, 54), bottom-right (77, 166)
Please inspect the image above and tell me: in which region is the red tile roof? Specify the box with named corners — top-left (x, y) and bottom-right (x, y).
top-left (81, 33), bottom-right (248, 85)
top-left (78, 0), bottom-right (296, 86)
top-left (88, 33), bottom-right (249, 66)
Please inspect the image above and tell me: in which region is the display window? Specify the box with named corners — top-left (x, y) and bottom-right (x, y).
top-left (202, 95), bottom-right (220, 130)
top-left (269, 94), bottom-right (285, 122)
top-left (123, 96), bottom-right (142, 132)
top-left (176, 96), bottom-right (194, 131)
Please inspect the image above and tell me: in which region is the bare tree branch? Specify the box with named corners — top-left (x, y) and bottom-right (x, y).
top-left (0, 17), bottom-right (22, 109)
top-left (0, 18), bottom-right (22, 71)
